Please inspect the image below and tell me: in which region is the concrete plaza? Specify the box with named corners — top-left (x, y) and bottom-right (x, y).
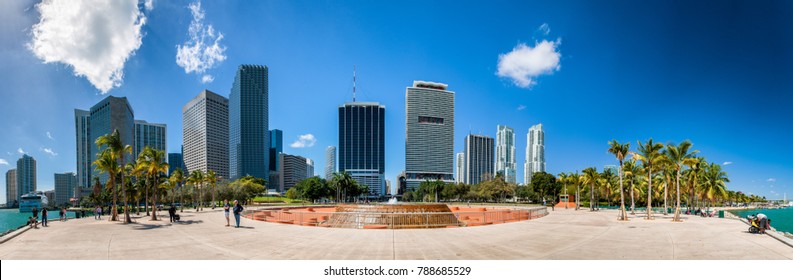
top-left (1, 207), bottom-right (791, 260)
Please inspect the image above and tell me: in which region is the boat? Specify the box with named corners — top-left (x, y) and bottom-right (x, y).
top-left (19, 191), bottom-right (48, 213)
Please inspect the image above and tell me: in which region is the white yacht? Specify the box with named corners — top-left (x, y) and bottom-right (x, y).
top-left (19, 191), bottom-right (48, 213)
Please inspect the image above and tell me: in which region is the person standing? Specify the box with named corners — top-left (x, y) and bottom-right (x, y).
top-left (41, 207), bottom-right (48, 227)
top-left (223, 200), bottom-right (231, 227)
top-left (232, 200), bottom-right (243, 228)
top-left (168, 204), bottom-right (177, 223)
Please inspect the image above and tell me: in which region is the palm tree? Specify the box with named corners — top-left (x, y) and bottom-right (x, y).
top-left (93, 150), bottom-right (120, 221)
top-left (581, 167), bottom-right (599, 211)
top-left (701, 163), bottom-right (729, 210)
top-left (138, 147), bottom-right (169, 220)
top-left (571, 171), bottom-right (581, 210)
top-left (622, 159), bottom-right (640, 215)
top-left (94, 129), bottom-right (132, 222)
top-left (684, 157), bottom-right (704, 212)
top-left (608, 140), bottom-right (630, 221)
top-left (632, 139), bottom-right (664, 220)
top-left (169, 168), bottom-right (186, 212)
top-left (664, 141), bottom-right (698, 222)
top-left (331, 172), bottom-right (356, 203)
top-left (557, 172), bottom-right (569, 209)
top-left (206, 170), bottom-right (218, 208)
top-left (188, 170), bottom-right (205, 211)
top-left (660, 160), bottom-right (674, 215)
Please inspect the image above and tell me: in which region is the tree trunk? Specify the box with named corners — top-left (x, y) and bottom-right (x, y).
top-left (145, 185), bottom-right (150, 216)
top-left (673, 170), bottom-right (681, 221)
top-left (663, 180), bottom-right (668, 215)
top-left (630, 181), bottom-right (635, 215)
top-left (151, 178), bottom-right (158, 221)
top-left (590, 184), bottom-right (595, 211)
top-left (647, 168), bottom-right (653, 220)
top-left (618, 162), bottom-right (627, 221)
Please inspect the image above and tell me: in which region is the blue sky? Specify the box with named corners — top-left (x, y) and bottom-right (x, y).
top-left (1, 0), bottom-right (792, 203)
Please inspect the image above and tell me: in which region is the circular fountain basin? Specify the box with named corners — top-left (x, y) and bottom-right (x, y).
top-left (245, 204), bottom-right (548, 229)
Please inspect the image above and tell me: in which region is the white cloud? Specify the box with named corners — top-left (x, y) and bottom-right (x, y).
top-left (496, 39), bottom-right (561, 89)
top-left (201, 74), bottom-right (214, 83)
top-left (0, 159), bottom-right (9, 165)
top-left (723, 161), bottom-right (732, 165)
top-left (767, 178), bottom-right (776, 182)
top-left (144, 0), bottom-right (154, 11)
top-left (28, 0), bottom-right (147, 93)
top-left (176, 0), bottom-right (227, 80)
top-left (538, 23), bottom-right (551, 35)
top-left (290, 134), bottom-right (317, 148)
top-left (40, 147), bottom-right (58, 156)
top-left (517, 105), bottom-right (526, 111)
top-left (46, 131), bottom-right (54, 140)
top-left (17, 148), bottom-right (25, 154)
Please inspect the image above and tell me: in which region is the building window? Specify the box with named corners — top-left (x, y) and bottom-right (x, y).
top-left (418, 116), bottom-right (443, 125)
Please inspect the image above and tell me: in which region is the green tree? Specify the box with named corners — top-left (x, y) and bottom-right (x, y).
top-left (169, 168), bottom-right (186, 212)
top-left (294, 176), bottom-right (333, 201)
top-left (206, 170), bottom-right (218, 208)
top-left (331, 172), bottom-right (358, 203)
top-left (137, 147), bottom-right (169, 220)
top-left (701, 163), bottom-right (729, 210)
top-left (608, 140), bottom-right (630, 220)
top-left (93, 129), bottom-right (132, 222)
top-left (188, 170), bottom-right (205, 211)
top-left (622, 159), bottom-right (640, 214)
top-left (530, 172), bottom-right (558, 205)
top-left (581, 167), bottom-right (599, 211)
top-left (632, 138), bottom-right (665, 219)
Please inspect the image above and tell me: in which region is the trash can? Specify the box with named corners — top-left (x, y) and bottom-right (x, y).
top-left (718, 210), bottom-right (724, 218)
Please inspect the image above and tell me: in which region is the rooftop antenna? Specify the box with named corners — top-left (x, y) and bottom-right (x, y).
top-left (353, 65), bottom-right (356, 102)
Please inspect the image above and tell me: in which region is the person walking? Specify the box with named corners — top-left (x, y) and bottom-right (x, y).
top-left (41, 207), bottom-right (48, 227)
top-left (168, 204), bottom-right (177, 223)
top-left (232, 200), bottom-right (243, 228)
top-left (58, 207), bottom-right (64, 221)
top-left (94, 206), bottom-right (100, 220)
top-left (223, 200), bottom-right (231, 227)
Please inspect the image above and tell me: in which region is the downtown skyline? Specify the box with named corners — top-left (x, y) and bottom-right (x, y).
top-left (2, 0), bottom-right (793, 203)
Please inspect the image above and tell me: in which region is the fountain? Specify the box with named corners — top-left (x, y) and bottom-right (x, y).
top-left (326, 203), bottom-right (460, 229)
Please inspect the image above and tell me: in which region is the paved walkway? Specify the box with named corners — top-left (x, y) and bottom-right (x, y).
top-left (1, 207), bottom-right (791, 260)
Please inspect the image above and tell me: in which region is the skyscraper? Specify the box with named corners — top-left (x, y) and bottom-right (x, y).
top-left (134, 120), bottom-right (167, 157)
top-left (324, 146), bottom-right (336, 180)
top-left (86, 96), bottom-right (135, 183)
top-left (306, 158), bottom-right (314, 178)
top-left (16, 154), bottom-right (36, 201)
top-left (524, 124), bottom-right (545, 184)
top-left (455, 152), bottom-right (465, 184)
top-left (54, 172), bottom-right (77, 205)
top-left (269, 129), bottom-right (283, 172)
top-left (268, 129), bottom-right (283, 191)
top-left (464, 134), bottom-right (494, 185)
top-left (338, 102), bottom-right (386, 197)
top-left (5, 169), bottom-right (16, 207)
top-left (74, 109), bottom-right (91, 197)
top-left (279, 153), bottom-right (308, 193)
top-left (405, 81), bottom-right (454, 191)
top-left (168, 151), bottom-right (186, 176)
top-left (229, 64), bottom-right (269, 180)
top-left (496, 125), bottom-right (517, 184)
top-left (183, 89), bottom-right (229, 179)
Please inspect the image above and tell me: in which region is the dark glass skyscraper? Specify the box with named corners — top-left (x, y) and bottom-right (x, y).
top-left (229, 65), bottom-right (269, 180)
top-left (464, 134), bottom-right (494, 185)
top-left (338, 102), bottom-right (386, 197)
top-left (269, 129), bottom-right (282, 172)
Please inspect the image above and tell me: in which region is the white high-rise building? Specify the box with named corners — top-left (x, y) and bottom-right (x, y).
top-left (524, 124), bottom-right (545, 184)
top-left (496, 125), bottom-right (516, 184)
top-left (455, 152), bottom-right (464, 184)
top-left (405, 81), bottom-right (455, 191)
top-left (306, 158), bottom-right (315, 178)
top-left (325, 146), bottom-right (336, 180)
top-left (183, 90), bottom-right (229, 179)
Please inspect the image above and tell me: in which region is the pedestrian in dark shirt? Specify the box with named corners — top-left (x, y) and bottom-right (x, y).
top-left (233, 200), bottom-right (244, 228)
top-left (168, 204), bottom-right (177, 223)
top-left (41, 207), bottom-right (49, 227)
